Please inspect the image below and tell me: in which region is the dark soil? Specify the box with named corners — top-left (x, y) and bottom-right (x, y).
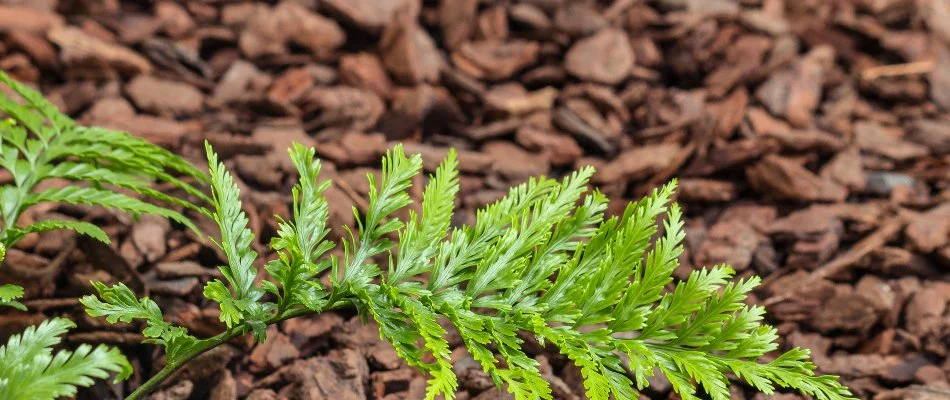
top-left (0, 1), bottom-right (948, 399)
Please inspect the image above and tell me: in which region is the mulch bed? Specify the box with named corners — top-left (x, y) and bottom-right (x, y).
top-left (0, 0), bottom-right (948, 399)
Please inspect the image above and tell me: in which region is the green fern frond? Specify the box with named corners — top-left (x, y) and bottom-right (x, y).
top-left (266, 143), bottom-right (335, 315)
top-left (80, 143), bottom-right (855, 400)
top-left (0, 70), bottom-right (207, 248)
top-left (390, 149), bottom-right (458, 285)
top-left (339, 144), bottom-right (423, 288)
top-left (203, 142), bottom-right (271, 340)
top-left (0, 73), bottom-right (210, 399)
top-left (7, 219), bottom-right (110, 246)
top-left (0, 318), bottom-right (131, 399)
top-left (24, 186), bottom-right (198, 235)
top-left (80, 282), bottom-right (198, 360)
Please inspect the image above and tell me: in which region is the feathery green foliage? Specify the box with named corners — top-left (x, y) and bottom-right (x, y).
top-left (0, 318), bottom-right (132, 399)
top-left (83, 142), bottom-right (855, 400)
top-left (202, 142), bottom-right (272, 340)
top-left (264, 143), bottom-right (335, 315)
top-left (0, 72), bottom-right (208, 398)
top-left (0, 71), bottom-right (208, 250)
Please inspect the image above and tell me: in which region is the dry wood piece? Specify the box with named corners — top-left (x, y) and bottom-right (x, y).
top-left (678, 178), bottom-right (738, 202)
top-left (321, 0), bottom-right (412, 34)
top-left (821, 146), bottom-right (866, 192)
top-left (594, 143), bottom-right (680, 184)
top-left (855, 121), bottom-right (930, 162)
top-left (909, 119), bottom-right (950, 155)
top-left (515, 125), bottom-right (583, 166)
top-left (564, 28), bottom-right (634, 85)
top-left (213, 60), bottom-right (268, 104)
top-left (552, 106), bottom-right (615, 155)
top-left (402, 142), bottom-right (492, 174)
top-left (930, 49), bottom-right (950, 111)
top-left (7, 31), bottom-right (57, 72)
top-left (380, 7), bottom-right (442, 85)
top-left (555, 3), bottom-right (606, 38)
top-left (483, 141), bottom-right (550, 181)
top-left (452, 40), bottom-right (540, 80)
top-left (704, 36), bottom-right (771, 98)
top-left (746, 107), bottom-right (844, 152)
top-left (302, 87), bottom-right (385, 131)
top-left (766, 215), bottom-right (908, 306)
top-left (746, 155), bottom-right (847, 202)
top-left (484, 84), bottom-right (556, 115)
top-left (339, 53), bottom-right (394, 99)
top-left (904, 204), bottom-right (950, 253)
top-left (239, 3), bottom-right (344, 59)
top-left (756, 46), bottom-right (834, 127)
top-left (0, 5), bottom-right (63, 33)
top-left (155, 2), bottom-right (195, 39)
top-left (126, 75), bottom-right (204, 116)
top-left (80, 97), bottom-right (187, 148)
top-left (48, 26), bottom-right (152, 78)
top-left (684, 139), bottom-right (778, 176)
top-left (808, 291), bottom-right (879, 334)
top-left (249, 327), bottom-right (300, 372)
top-left (696, 211), bottom-right (770, 271)
top-left (439, 0), bottom-right (477, 50)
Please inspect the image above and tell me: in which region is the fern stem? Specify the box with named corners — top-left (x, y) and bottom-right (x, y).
top-left (124, 329), bottom-right (236, 400)
top-left (123, 304), bottom-right (340, 400)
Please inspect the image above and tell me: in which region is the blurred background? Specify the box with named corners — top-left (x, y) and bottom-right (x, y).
top-left (0, 0), bottom-right (948, 399)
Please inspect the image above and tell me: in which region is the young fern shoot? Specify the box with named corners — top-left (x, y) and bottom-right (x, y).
top-left (84, 142), bottom-right (855, 400)
top-left (0, 71), bottom-right (208, 398)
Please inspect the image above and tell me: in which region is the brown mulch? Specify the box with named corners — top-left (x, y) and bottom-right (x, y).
top-left (0, 1), bottom-right (949, 399)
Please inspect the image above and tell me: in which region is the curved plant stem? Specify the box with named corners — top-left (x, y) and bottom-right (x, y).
top-left (125, 304), bottom-right (344, 400)
top-left (124, 329), bottom-right (236, 400)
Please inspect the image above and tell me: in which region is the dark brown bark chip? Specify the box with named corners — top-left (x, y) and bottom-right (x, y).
top-left (855, 121), bottom-right (930, 162)
top-left (755, 46), bottom-right (833, 128)
top-left (0, 5), bottom-right (62, 33)
top-left (564, 28), bottom-right (634, 85)
top-left (554, 3), bottom-right (606, 38)
top-left (132, 215), bottom-right (171, 262)
top-left (126, 75), bottom-right (204, 116)
top-left (380, 8), bottom-right (442, 85)
top-left (145, 380), bottom-right (193, 400)
top-left (677, 179), bottom-right (738, 202)
top-left (746, 155), bottom-right (847, 202)
top-left (209, 370), bottom-right (237, 400)
top-left (909, 119), bottom-right (950, 155)
top-left (809, 291), bottom-right (880, 334)
top-left (49, 26), bottom-right (152, 78)
top-left (239, 3), bottom-right (344, 59)
top-left (439, 0), bottom-right (478, 51)
top-left (482, 141), bottom-right (550, 182)
top-left (930, 49), bottom-right (950, 111)
top-left (594, 143), bottom-right (680, 184)
top-left (905, 204), bottom-right (950, 253)
top-left (339, 53), bottom-right (394, 99)
top-left (250, 326), bottom-right (300, 372)
top-left (302, 87), bottom-right (385, 131)
top-left (81, 97), bottom-right (188, 148)
top-left (321, 0), bottom-right (412, 34)
top-left (280, 353), bottom-right (367, 399)
top-left (452, 40), bottom-right (540, 81)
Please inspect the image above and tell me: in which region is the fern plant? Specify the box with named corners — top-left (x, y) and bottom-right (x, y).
top-left (0, 71), bottom-right (209, 397)
top-left (83, 141), bottom-right (855, 400)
